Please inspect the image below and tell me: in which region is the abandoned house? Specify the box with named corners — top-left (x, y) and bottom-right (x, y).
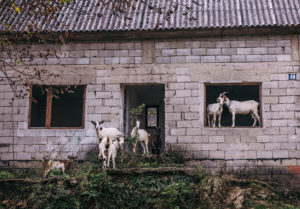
top-left (0, 0), bottom-right (299, 171)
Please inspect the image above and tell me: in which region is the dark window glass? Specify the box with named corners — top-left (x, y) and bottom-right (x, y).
top-left (30, 86), bottom-right (47, 127)
top-left (29, 85), bottom-right (85, 128)
top-left (51, 86), bottom-right (84, 127)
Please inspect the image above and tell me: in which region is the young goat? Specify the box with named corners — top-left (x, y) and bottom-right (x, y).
top-left (131, 120), bottom-right (150, 156)
top-left (207, 94), bottom-right (225, 127)
top-left (218, 92), bottom-right (260, 127)
top-left (91, 121), bottom-right (124, 143)
top-left (99, 137), bottom-right (124, 169)
top-left (43, 155), bottom-right (77, 178)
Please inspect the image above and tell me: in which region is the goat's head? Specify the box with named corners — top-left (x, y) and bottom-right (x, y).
top-left (130, 120), bottom-right (140, 137)
top-left (91, 120), bottom-right (104, 131)
top-left (216, 92), bottom-right (229, 104)
top-left (67, 155), bottom-right (78, 162)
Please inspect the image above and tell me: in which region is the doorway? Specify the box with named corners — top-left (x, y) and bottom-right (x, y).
top-left (122, 84), bottom-right (165, 154)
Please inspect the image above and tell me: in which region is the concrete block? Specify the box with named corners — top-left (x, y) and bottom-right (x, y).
top-left (114, 50), bottom-right (128, 57)
top-left (90, 43), bottom-right (105, 50)
top-left (257, 151), bottom-right (272, 158)
top-left (245, 40), bottom-right (261, 47)
top-left (129, 50), bottom-right (142, 57)
top-left (186, 56), bottom-right (200, 63)
top-left (221, 48), bottom-right (237, 55)
top-left (207, 48), bottom-right (221, 55)
top-left (177, 121), bottom-right (192, 128)
top-left (277, 55), bottom-right (292, 61)
top-left (246, 55), bottom-right (262, 62)
top-left (209, 136), bottom-right (224, 143)
top-left (202, 143), bottom-right (218, 151)
top-left (120, 57), bottom-right (134, 64)
top-left (90, 57), bottom-right (104, 64)
top-left (261, 40), bottom-right (276, 47)
top-left (176, 48), bottom-right (191, 56)
top-left (155, 57), bottom-right (170, 64)
top-left (155, 42), bottom-right (170, 49)
top-left (46, 58), bottom-right (60, 65)
top-left (120, 42), bottom-right (135, 50)
top-left (177, 75), bottom-right (191, 82)
top-left (231, 41), bottom-right (245, 47)
top-left (237, 48), bottom-right (252, 55)
top-left (268, 47), bottom-right (283, 55)
top-left (271, 89), bottom-right (287, 96)
top-left (171, 56), bottom-right (186, 63)
top-left (184, 113), bottom-right (199, 120)
top-left (279, 96), bottom-right (295, 103)
top-left (166, 113), bottom-right (181, 120)
top-left (135, 57), bottom-right (142, 64)
top-left (216, 41), bottom-right (230, 48)
top-left (185, 97), bottom-right (199, 105)
top-left (171, 128), bottom-right (186, 136)
top-left (273, 150), bottom-right (288, 158)
top-left (209, 151), bottom-right (225, 159)
top-left (216, 56), bottom-right (231, 62)
top-left (200, 41), bottom-right (216, 48)
top-left (176, 90), bottom-right (191, 97)
top-left (104, 57), bottom-right (120, 64)
top-left (84, 50), bottom-right (98, 57)
top-left (174, 105), bottom-right (189, 112)
top-left (192, 48), bottom-right (206, 55)
top-left (232, 55), bottom-right (246, 62)
top-left (105, 43), bottom-right (120, 50)
top-left (75, 58), bottom-right (89, 65)
top-left (252, 47), bottom-right (267, 54)
top-left (171, 41), bottom-right (186, 48)
top-left (278, 81), bottom-right (296, 88)
top-left (169, 83), bottom-right (184, 90)
top-left (271, 119), bottom-right (288, 127)
top-left (277, 40), bottom-right (291, 47)
top-left (201, 56), bottom-right (215, 63)
top-left (61, 58), bottom-right (76, 65)
top-left (261, 55), bottom-right (277, 62)
top-left (271, 104), bottom-right (287, 111)
top-left (162, 49), bottom-right (176, 56)
top-left (98, 50), bottom-right (114, 57)
top-left (264, 143), bottom-right (280, 150)
top-left (69, 51), bottom-right (84, 57)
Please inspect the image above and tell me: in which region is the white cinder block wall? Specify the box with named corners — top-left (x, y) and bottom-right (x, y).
top-left (0, 34), bottom-right (299, 170)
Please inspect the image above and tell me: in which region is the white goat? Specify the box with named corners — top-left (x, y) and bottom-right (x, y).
top-left (91, 121), bottom-right (124, 143)
top-left (218, 92), bottom-right (260, 127)
top-left (131, 120), bottom-right (150, 156)
top-left (42, 155), bottom-right (77, 178)
top-left (207, 94), bottom-right (225, 127)
top-left (99, 136), bottom-right (124, 169)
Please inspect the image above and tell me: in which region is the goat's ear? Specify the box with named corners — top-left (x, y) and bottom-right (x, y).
top-left (99, 120), bottom-right (104, 125)
top-left (91, 121), bottom-right (96, 126)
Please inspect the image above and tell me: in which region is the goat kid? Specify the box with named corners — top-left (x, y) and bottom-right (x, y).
top-left (43, 155), bottom-right (77, 178)
top-left (218, 92), bottom-right (260, 127)
top-left (99, 136), bottom-right (124, 169)
top-left (207, 94), bottom-right (225, 127)
top-left (91, 120), bottom-right (125, 143)
top-left (131, 120), bottom-right (150, 156)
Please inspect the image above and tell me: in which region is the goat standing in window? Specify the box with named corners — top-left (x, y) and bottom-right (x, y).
top-left (217, 92), bottom-right (260, 127)
top-left (131, 120), bottom-right (150, 156)
top-left (207, 93), bottom-right (226, 128)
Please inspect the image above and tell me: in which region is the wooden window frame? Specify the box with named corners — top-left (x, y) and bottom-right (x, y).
top-left (28, 85), bottom-right (86, 129)
top-left (204, 82), bottom-right (262, 128)
top-left (145, 105), bottom-right (159, 129)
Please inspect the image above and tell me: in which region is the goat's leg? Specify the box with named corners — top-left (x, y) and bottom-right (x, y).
top-left (112, 153), bottom-right (116, 169)
top-left (140, 141), bottom-right (146, 155)
top-left (231, 112), bottom-right (236, 127)
top-left (107, 150), bottom-right (112, 168)
top-left (144, 140), bottom-right (149, 156)
top-left (207, 114), bottom-right (210, 127)
top-left (212, 114), bottom-right (216, 128)
top-left (44, 170), bottom-right (49, 178)
top-left (218, 113), bottom-right (222, 128)
top-left (253, 111), bottom-right (260, 127)
top-left (133, 138), bottom-right (139, 153)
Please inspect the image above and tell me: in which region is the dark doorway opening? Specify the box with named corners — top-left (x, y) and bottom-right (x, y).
top-left (123, 84), bottom-right (165, 154)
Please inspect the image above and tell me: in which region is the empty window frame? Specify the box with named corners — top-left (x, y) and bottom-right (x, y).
top-left (146, 106), bottom-right (159, 128)
top-left (29, 85), bottom-right (86, 128)
top-left (205, 83), bottom-right (262, 127)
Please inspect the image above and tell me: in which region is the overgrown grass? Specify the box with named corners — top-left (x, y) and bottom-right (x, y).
top-left (0, 153), bottom-right (300, 209)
